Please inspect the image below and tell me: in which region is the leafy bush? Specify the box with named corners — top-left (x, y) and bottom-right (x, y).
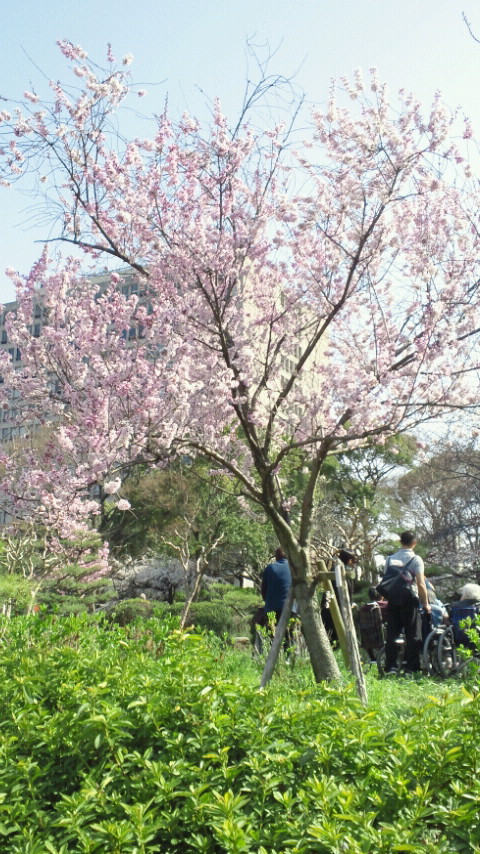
top-left (105, 598), bottom-right (235, 637)
top-left (0, 615), bottom-right (477, 852)
top-left (198, 585), bottom-right (262, 636)
top-left (105, 597), bottom-right (158, 625)
top-left (0, 574), bottom-right (37, 613)
top-left (187, 600), bottom-right (234, 635)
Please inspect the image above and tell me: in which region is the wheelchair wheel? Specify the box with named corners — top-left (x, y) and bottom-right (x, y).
top-left (376, 646), bottom-right (386, 677)
top-left (436, 626), bottom-right (457, 678)
top-left (289, 618), bottom-right (308, 659)
top-left (422, 628), bottom-right (441, 676)
top-left (359, 646), bottom-right (375, 671)
top-left (376, 636), bottom-right (405, 677)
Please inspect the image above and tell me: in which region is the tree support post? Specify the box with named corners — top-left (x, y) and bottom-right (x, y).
top-left (316, 561), bottom-right (349, 669)
top-left (259, 587), bottom-right (294, 688)
top-left (334, 561), bottom-right (368, 705)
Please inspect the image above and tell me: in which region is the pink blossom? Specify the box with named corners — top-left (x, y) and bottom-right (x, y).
top-left (0, 58), bottom-right (479, 629)
top-left (116, 499), bottom-right (131, 511)
top-left (103, 478), bottom-right (121, 495)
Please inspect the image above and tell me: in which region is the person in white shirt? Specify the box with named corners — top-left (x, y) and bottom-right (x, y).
top-left (380, 531), bottom-right (430, 674)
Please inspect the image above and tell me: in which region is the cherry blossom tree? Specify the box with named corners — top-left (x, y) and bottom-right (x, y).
top-left (1, 41), bottom-right (480, 681)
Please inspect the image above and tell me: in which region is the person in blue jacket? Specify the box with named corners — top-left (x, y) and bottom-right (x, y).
top-left (261, 547), bottom-right (291, 618)
top-left (260, 547), bottom-right (295, 648)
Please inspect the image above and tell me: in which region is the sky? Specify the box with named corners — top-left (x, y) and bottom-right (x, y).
top-left (0, 0), bottom-right (479, 304)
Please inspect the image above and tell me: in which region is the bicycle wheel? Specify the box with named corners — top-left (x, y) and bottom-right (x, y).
top-left (436, 626), bottom-right (458, 678)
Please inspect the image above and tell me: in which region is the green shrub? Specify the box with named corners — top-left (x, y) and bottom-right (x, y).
top-left (0, 574), bottom-right (37, 613)
top-left (199, 585), bottom-right (262, 637)
top-left (187, 601), bottom-right (234, 635)
top-left (0, 615), bottom-right (477, 852)
top-left (105, 597), bottom-right (157, 625)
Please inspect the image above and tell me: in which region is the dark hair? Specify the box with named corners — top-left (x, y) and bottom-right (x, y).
top-left (368, 586), bottom-right (380, 601)
top-left (275, 547), bottom-right (285, 561)
top-left (338, 549), bottom-right (355, 565)
top-left (400, 530), bottom-right (416, 548)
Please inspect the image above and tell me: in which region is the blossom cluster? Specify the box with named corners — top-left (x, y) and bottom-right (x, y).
top-left (0, 43), bottom-right (479, 548)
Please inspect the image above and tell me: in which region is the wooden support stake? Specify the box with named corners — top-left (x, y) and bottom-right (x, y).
top-left (335, 561), bottom-right (368, 705)
top-left (259, 587), bottom-right (294, 689)
top-left (321, 577), bottom-right (349, 669)
top-left (316, 559), bottom-right (349, 668)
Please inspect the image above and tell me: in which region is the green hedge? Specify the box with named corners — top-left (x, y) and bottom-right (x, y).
top-left (107, 591), bottom-right (262, 639)
top-left (0, 614), bottom-right (478, 851)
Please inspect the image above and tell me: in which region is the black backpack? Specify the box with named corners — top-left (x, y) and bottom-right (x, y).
top-left (377, 556), bottom-right (416, 603)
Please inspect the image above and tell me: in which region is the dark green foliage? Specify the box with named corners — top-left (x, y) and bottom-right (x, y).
top-left (107, 588), bottom-right (261, 639)
top-left (198, 585), bottom-right (261, 637)
top-left (0, 530), bottom-right (114, 616)
top-left (106, 594), bottom-right (244, 637)
top-left (105, 598), bottom-right (158, 625)
top-left (316, 435), bottom-right (418, 565)
top-left (101, 461), bottom-right (276, 582)
top-left (187, 601), bottom-right (234, 635)
top-left (0, 615), bottom-right (477, 852)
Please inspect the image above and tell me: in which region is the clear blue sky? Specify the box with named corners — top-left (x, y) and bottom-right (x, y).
top-left (0, 0), bottom-right (479, 303)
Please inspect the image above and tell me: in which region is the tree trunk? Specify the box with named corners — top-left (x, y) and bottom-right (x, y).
top-left (179, 567), bottom-right (203, 630)
top-left (265, 522), bottom-right (343, 683)
top-left (294, 578), bottom-right (342, 682)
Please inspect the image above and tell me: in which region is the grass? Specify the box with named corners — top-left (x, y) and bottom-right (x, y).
top-left (218, 635), bottom-right (467, 722)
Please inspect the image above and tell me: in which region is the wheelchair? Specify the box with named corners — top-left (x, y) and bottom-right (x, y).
top-left (376, 625), bottom-right (457, 678)
top-left (376, 601), bottom-right (480, 680)
top-left (421, 623), bottom-right (457, 678)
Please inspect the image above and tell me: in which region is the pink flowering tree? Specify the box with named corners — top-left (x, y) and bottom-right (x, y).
top-left (1, 42), bottom-right (480, 680)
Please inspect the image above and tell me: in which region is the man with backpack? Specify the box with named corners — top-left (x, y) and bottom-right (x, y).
top-left (378, 531), bottom-right (431, 675)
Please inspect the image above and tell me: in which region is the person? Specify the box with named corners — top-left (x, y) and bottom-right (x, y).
top-left (368, 585), bottom-right (388, 622)
top-left (338, 548), bottom-right (357, 597)
top-left (320, 548), bottom-right (357, 642)
top-left (260, 548), bottom-right (294, 647)
top-left (357, 587), bottom-right (386, 662)
top-left (378, 531), bottom-right (431, 675)
top-left (448, 583), bottom-right (480, 648)
top-left (425, 580), bottom-right (448, 628)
